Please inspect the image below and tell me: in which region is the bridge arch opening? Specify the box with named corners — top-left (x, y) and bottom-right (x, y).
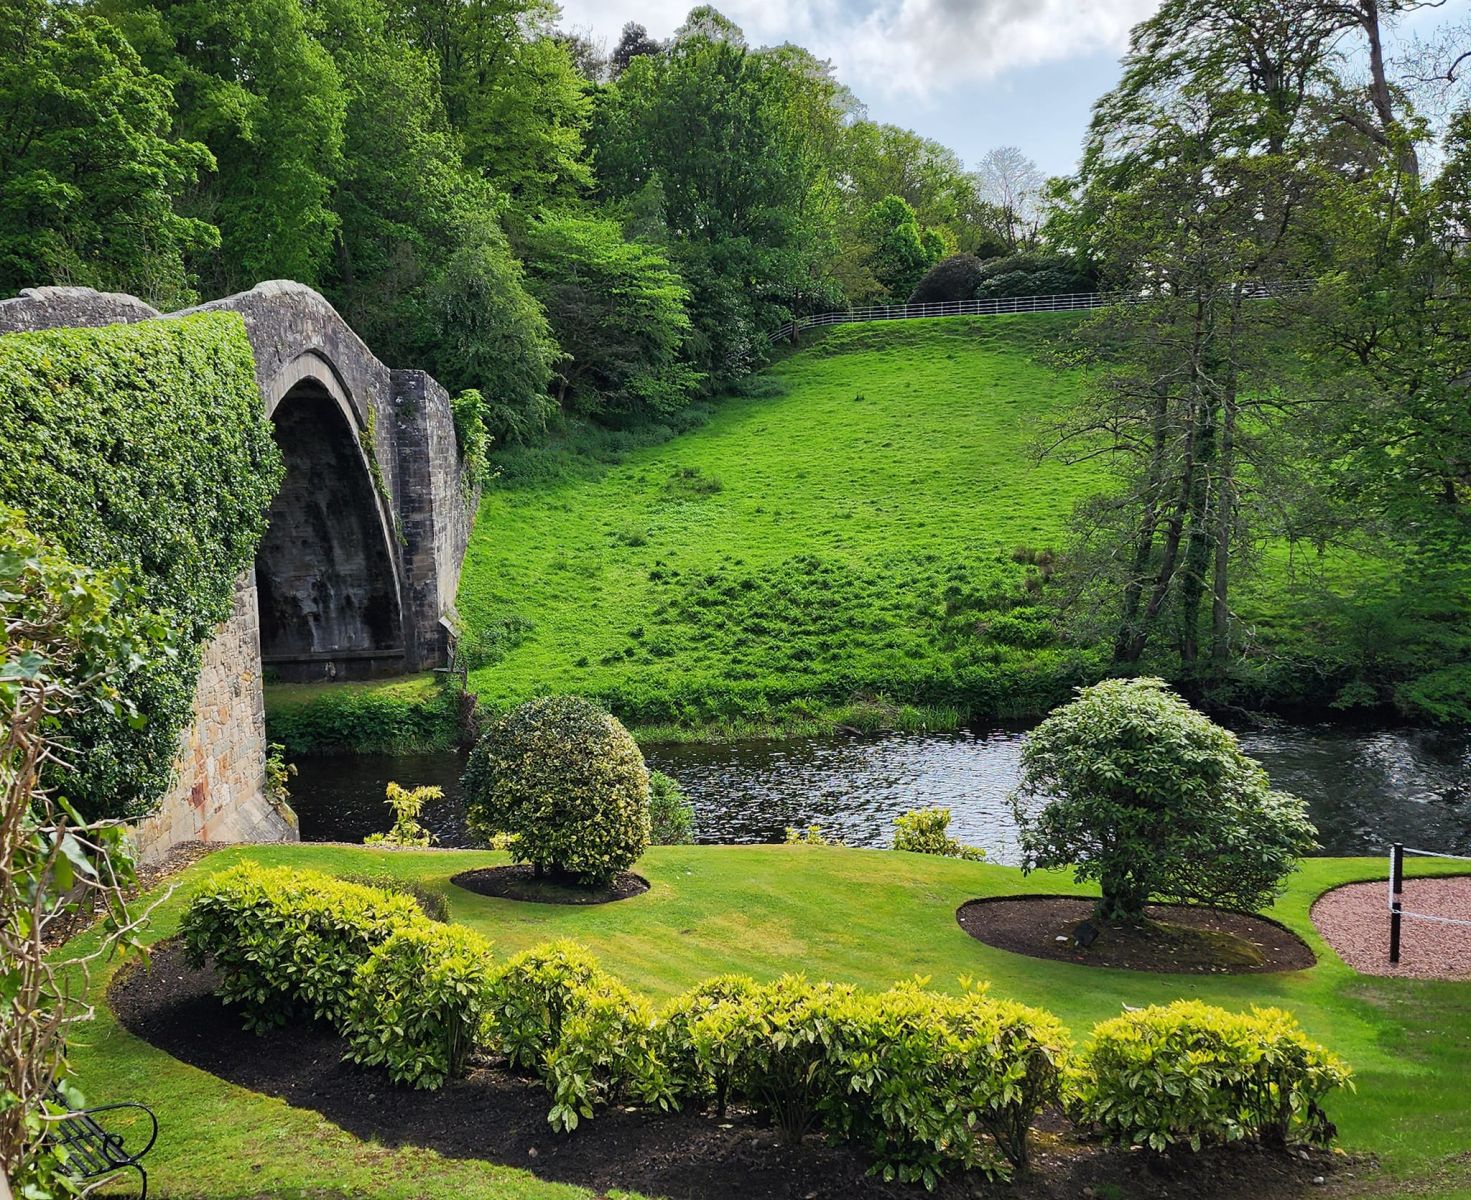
top-left (255, 377), bottom-right (404, 680)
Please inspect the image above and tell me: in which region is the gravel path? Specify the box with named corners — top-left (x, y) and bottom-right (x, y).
top-left (1312, 876), bottom-right (1471, 980)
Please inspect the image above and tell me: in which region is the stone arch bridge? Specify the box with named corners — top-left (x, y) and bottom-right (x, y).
top-left (0, 281), bottom-right (475, 858)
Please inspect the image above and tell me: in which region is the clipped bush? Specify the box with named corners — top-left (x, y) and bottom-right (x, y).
top-left (648, 770), bottom-right (696, 845)
top-left (486, 940), bottom-right (615, 1072)
top-left (892, 808), bottom-right (986, 861)
top-left (1070, 1001), bottom-right (1353, 1152)
top-left (824, 980), bottom-right (1069, 1184)
top-left (463, 696), bottom-right (650, 885)
top-left (654, 975), bottom-right (760, 1113)
top-left (181, 865), bottom-right (421, 1030)
top-left (689, 975), bottom-right (854, 1144)
top-left (546, 979), bottom-right (664, 1131)
top-left (343, 923), bottom-right (496, 1088)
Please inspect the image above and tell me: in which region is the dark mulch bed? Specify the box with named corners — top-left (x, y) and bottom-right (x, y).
top-left (108, 940), bottom-right (1354, 1200)
top-left (957, 895), bottom-right (1316, 974)
top-left (450, 864), bottom-right (649, 904)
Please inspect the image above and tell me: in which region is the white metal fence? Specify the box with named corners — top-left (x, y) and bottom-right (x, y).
top-left (766, 282), bottom-right (1316, 344)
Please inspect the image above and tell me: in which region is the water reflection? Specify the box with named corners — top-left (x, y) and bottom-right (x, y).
top-left (288, 723), bottom-right (1471, 864)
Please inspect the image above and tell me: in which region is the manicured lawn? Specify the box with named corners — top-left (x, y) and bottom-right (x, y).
top-left (68, 844), bottom-right (1471, 1199)
top-left (456, 315), bottom-right (1107, 733)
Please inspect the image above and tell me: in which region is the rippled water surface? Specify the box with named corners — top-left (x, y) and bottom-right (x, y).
top-left (290, 723), bottom-right (1471, 864)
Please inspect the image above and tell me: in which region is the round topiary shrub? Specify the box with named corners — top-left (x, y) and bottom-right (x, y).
top-left (463, 696), bottom-right (650, 885)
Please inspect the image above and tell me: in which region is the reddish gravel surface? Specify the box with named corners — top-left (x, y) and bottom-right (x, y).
top-left (1312, 876), bottom-right (1471, 980)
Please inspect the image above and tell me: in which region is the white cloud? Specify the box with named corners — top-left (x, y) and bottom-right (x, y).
top-left (555, 0), bottom-right (1159, 99)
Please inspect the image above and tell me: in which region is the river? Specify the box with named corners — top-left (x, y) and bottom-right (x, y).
top-left (288, 721), bottom-right (1471, 864)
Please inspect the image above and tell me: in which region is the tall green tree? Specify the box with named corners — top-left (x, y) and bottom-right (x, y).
top-left (0, 0), bottom-right (216, 306)
top-left (383, 0), bottom-right (591, 208)
top-left (1045, 0), bottom-right (1342, 675)
top-left (101, 0), bottom-right (347, 292)
top-left (520, 212), bottom-right (700, 422)
top-left (860, 194), bottom-right (935, 302)
top-left (416, 210), bottom-right (559, 444)
top-left (591, 11), bottom-right (847, 379)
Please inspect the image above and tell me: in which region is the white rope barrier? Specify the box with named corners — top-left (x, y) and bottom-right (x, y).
top-left (1403, 847), bottom-right (1471, 862)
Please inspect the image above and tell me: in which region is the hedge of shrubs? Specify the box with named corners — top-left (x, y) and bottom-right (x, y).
top-left (183, 866), bottom-right (1352, 1182)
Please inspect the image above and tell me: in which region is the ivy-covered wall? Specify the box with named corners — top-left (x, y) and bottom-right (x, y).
top-left (0, 312), bottom-right (283, 819)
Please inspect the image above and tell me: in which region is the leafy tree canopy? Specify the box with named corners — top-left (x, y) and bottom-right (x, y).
top-left (1011, 678), bottom-right (1317, 923)
top-left (0, 0), bottom-right (216, 308)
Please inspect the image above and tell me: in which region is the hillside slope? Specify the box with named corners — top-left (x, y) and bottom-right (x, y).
top-left (456, 315), bottom-right (1108, 733)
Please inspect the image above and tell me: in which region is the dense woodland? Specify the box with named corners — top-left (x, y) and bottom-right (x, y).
top-left (1, 0), bottom-right (1468, 720)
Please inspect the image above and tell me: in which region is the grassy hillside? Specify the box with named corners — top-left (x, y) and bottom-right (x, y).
top-left (457, 316), bottom-right (1108, 734)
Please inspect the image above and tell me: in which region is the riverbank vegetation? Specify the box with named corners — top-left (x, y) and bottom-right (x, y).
top-left (63, 842), bottom-right (1471, 1198)
top-left (264, 672), bottom-right (462, 755)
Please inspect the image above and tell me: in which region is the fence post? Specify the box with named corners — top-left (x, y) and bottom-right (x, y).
top-left (1389, 842), bottom-right (1404, 964)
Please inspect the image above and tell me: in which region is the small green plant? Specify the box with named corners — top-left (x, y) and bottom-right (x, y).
top-left (265, 742), bottom-right (296, 808)
top-left (892, 808), bottom-right (986, 861)
top-left (462, 696), bottom-right (650, 885)
top-left (648, 771), bottom-right (696, 844)
top-left (784, 825), bottom-right (841, 846)
top-left (451, 388), bottom-right (491, 488)
top-left (1069, 1001), bottom-right (1353, 1152)
top-left (363, 781), bottom-right (440, 848)
top-left (343, 923), bottom-right (496, 1089)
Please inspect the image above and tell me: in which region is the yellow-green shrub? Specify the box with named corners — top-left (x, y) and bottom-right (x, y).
top-left (654, 975), bottom-right (760, 1114)
top-left (823, 980), bottom-right (1069, 1184)
top-left (487, 939), bottom-right (662, 1131)
top-left (486, 940), bottom-right (614, 1072)
top-left (688, 975), bottom-right (854, 1145)
top-left (342, 923), bottom-right (496, 1089)
top-left (892, 808), bottom-right (986, 860)
top-left (546, 980), bottom-right (664, 1131)
top-left (1070, 1001), bottom-right (1353, 1151)
top-left (181, 865), bottom-right (421, 1031)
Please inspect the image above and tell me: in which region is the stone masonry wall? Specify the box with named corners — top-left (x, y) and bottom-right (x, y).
top-left (131, 573), bottom-right (298, 859)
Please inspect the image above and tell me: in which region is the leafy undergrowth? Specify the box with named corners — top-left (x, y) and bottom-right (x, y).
top-left (458, 316), bottom-right (1105, 733)
top-left (68, 845), bottom-right (1471, 1199)
top-left (264, 672), bottom-right (462, 755)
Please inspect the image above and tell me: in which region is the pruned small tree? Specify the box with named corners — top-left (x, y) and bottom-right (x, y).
top-left (1, 514), bottom-right (165, 1193)
top-left (1010, 678), bottom-right (1317, 923)
top-left (462, 696), bottom-right (650, 885)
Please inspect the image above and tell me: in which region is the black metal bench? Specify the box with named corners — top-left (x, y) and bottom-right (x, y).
top-left (46, 1086), bottom-right (157, 1198)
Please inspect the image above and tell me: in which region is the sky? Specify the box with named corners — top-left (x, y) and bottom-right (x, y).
top-left (554, 0), bottom-right (1467, 180)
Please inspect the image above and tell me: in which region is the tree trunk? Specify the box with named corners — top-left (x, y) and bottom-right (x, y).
top-left (1113, 385), bottom-right (1173, 662)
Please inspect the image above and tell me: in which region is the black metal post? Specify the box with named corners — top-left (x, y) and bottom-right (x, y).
top-left (1389, 842), bottom-right (1404, 965)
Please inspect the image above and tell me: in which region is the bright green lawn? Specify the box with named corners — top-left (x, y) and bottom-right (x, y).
top-left (70, 844), bottom-right (1471, 1199)
top-left (458, 316), bottom-right (1107, 732)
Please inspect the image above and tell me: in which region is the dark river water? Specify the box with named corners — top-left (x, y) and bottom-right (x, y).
top-left (289, 722), bottom-right (1471, 864)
